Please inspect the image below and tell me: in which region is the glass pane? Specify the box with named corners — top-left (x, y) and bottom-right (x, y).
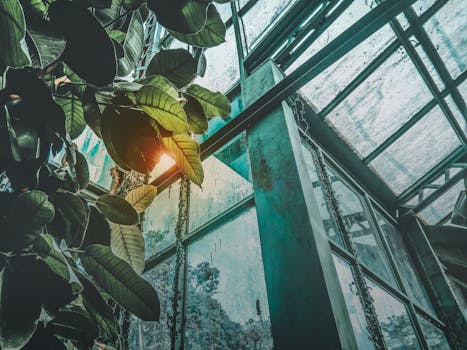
top-left (290, 19), bottom-right (395, 111)
top-left (215, 3), bottom-right (232, 22)
top-left (74, 127), bottom-right (115, 189)
top-left (333, 255), bottom-right (375, 350)
top-left (328, 167), bottom-right (397, 286)
top-left (242, 0), bottom-right (297, 51)
top-left (185, 207), bottom-right (273, 349)
top-left (412, 0), bottom-right (437, 17)
top-left (193, 26), bottom-right (239, 93)
top-left (189, 133), bottom-right (253, 232)
top-left (417, 316), bottom-right (451, 350)
top-left (369, 105), bottom-right (461, 195)
top-left (424, 0), bottom-right (466, 79)
top-left (419, 180), bottom-right (464, 225)
top-left (410, 35), bottom-right (445, 90)
top-left (326, 47), bottom-right (433, 158)
top-left (144, 182), bottom-right (179, 258)
top-left (376, 212), bottom-right (435, 314)
top-left (367, 279), bottom-right (421, 350)
top-left (301, 144), bottom-right (343, 245)
top-left (444, 95), bottom-right (466, 136)
top-left (129, 256), bottom-right (175, 350)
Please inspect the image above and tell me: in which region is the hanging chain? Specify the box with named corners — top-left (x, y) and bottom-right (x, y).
top-left (289, 95), bottom-right (387, 349)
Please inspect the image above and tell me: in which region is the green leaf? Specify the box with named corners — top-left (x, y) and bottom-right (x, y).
top-left (135, 75), bottom-right (179, 99)
top-left (46, 308), bottom-right (98, 346)
top-left (184, 94), bottom-right (208, 134)
top-left (108, 29), bottom-right (126, 43)
top-left (48, 191), bottom-right (89, 249)
top-left (161, 134), bottom-right (204, 186)
top-left (110, 222), bottom-right (145, 274)
top-left (124, 185), bottom-right (158, 214)
top-left (186, 83), bottom-right (231, 118)
top-left (0, 0), bottom-right (31, 68)
top-left (34, 234), bottom-right (71, 282)
top-left (147, 0), bottom-right (209, 34)
top-left (169, 5), bottom-right (226, 48)
top-left (122, 0), bottom-right (144, 10)
top-left (55, 92), bottom-right (86, 140)
top-left (0, 257), bottom-right (41, 350)
top-left (82, 205), bottom-right (111, 248)
top-left (96, 194), bottom-right (139, 225)
top-left (80, 245), bottom-right (160, 321)
top-left (74, 151), bottom-right (90, 190)
top-left (118, 10), bottom-right (144, 77)
top-left (1, 190), bottom-right (55, 251)
top-left (75, 270), bottom-right (119, 340)
top-left (27, 22), bottom-right (66, 69)
top-left (146, 49), bottom-right (197, 88)
top-left (22, 324), bottom-right (66, 350)
top-left (129, 85), bottom-right (188, 133)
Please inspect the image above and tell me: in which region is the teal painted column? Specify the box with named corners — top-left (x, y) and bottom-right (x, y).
top-left (244, 61), bottom-right (358, 349)
top-left (401, 213), bottom-right (467, 349)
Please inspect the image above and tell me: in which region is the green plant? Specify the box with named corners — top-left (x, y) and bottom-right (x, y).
top-left (0, 0), bottom-right (232, 348)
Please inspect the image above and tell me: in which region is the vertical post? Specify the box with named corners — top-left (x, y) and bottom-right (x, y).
top-left (244, 61), bottom-right (358, 349)
top-left (401, 213), bottom-right (467, 349)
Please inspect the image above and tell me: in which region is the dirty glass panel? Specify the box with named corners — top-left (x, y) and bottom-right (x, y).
top-left (417, 316), bottom-right (451, 350)
top-left (410, 35), bottom-right (445, 90)
top-left (367, 279), bottom-right (420, 350)
top-left (369, 105), bottom-right (460, 195)
top-left (327, 46), bottom-right (432, 158)
top-left (194, 26), bottom-right (239, 93)
top-left (289, 12), bottom-right (395, 111)
top-left (129, 256), bottom-right (175, 350)
top-left (242, 0), bottom-right (297, 51)
top-left (301, 144), bottom-right (343, 245)
top-left (189, 133), bottom-right (253, 232)
top-left (328, 167), bottom-right (397, 287)
top-left (215, 2), bottom-right (232, 22)
top-left (459, 79), bottom-right (467, 101)
top-left (424, 0), bottom-right (466, 79)
top-left (184, 207), bottom-right (273, 350)
top-left (72, 127), bottom-right (114, 189)
top-left (376, 212), bottom-right (435, 314)
top-left (412, 0), bottom-right (437, 17)
top-left (144, 182), bottom-right (179, 258)
top-left (333, 255), bottom-right (375, 350)
top-left (419, 180), bottom-right (464, 225)
top-left (444, 95), bottom-right (466, 136)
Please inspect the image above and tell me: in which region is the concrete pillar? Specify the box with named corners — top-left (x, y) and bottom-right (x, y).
top-left (244, 60), bottom-right (358, 349)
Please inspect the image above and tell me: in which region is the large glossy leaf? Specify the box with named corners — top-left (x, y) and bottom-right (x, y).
top-left (48, 191), bottom-right (89, 248)
top-left (73, 151), bottom-right (90, 190)
top-left (48, 0), bottom-right (116, 86)
top-left (148, 0), bottom-right (209, 34)
top-left (0, 0), bottom-right (31, 69)
top-left (186, 83), bottom-right (231, 118)
top-left (80, 245), bottom-right (160, 321)
top-left (110, 222), bottom-right (145, 274)
top-left (118, 10), bottom-right (144, 77)
top-left (55, 91), bottom-right (86, 140)
top-left (27, 21), bottom-right (66, 68)
top-left (75, 270), bottom-right (119, 340)
top-left (1, 190), bottom-right (55, 251)
top-left (129, 85), bottom-right (188, 133)
top-left (169, 5), bottom-right (226, 48)
top-left (122, 0), bottom-right (144, 10)
top-left (146, 49), bottom-right (197, 88)
top-left (135, 75), bottom-right (179, 98)
top-left (184, 94), bottom-right (208, 134)
top-left (96, 194), bottom-right (138, 225)
top-left (46, 308), bottom-right (98, 346)
top-left (124, 185), bottom-right (158, 214)
top-left (34, 234), bottom-right (71, 281)
top-left (0, 257), bottom-right (41, 350)
top-left (161, 134), bottom-right (203, 186)
top-left (82, 205), bottom-right (111, 248)
top-left (22, 325), bottom-right (66, 350)
top-left (82, 89), bottom-right (103, 138)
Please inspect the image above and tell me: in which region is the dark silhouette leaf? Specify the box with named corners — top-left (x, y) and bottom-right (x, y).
top-left (96, 194), bottom-right (138, 225)
top-left (146, 48), bottom-right (196, 88)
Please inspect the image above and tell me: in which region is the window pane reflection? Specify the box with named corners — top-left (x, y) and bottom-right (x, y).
top-left (417, 316), bottom-right (451, 350)
top-left (328, 167), bottom-right (396, 287)
top-left (367, 279), bottom-right (420, 350)
top-left (301, 144), bottom-right (343, 245)
top-left (129, 256), bottom-right (175, 350)
top-left (377, 212), bottom-right (435, 314)
top-left (189, 133), bottom-right (253, 231)
top-left (333, 255), bottom-right (375, 350)
top-left (184, 207), bottom-right (273, 349)
top-left (144, 182), bottom-right (179, 258)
